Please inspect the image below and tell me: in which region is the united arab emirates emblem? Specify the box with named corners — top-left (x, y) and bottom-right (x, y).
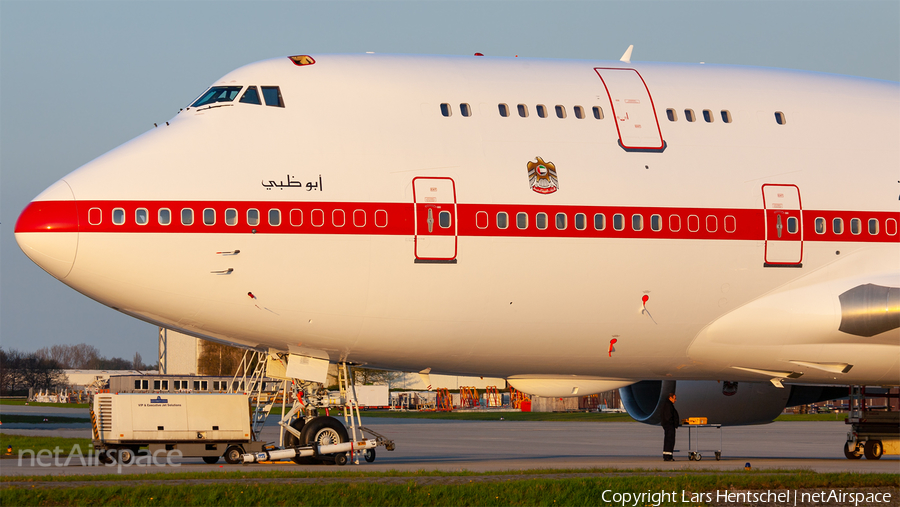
top-left (527, 157), bottom-right (558, 194)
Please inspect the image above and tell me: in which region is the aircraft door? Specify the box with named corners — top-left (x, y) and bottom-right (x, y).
top-left (762, 184), bottom-right (803, 266)
top-left (413, 177), bottom-right (457, 263)
top-left (594, 68), bottom-right (665, 151)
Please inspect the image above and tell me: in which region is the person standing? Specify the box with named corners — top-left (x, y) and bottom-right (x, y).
top-left (660, 392), bottom-right (679, 461)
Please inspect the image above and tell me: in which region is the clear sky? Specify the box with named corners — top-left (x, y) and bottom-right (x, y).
top-left (1, 0), bottom-right (898, 362)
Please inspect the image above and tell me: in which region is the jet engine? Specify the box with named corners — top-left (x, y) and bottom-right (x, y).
top-left (619, 380), bottom-right (846, 426)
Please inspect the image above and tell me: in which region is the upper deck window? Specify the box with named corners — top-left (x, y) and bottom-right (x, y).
top-left (261, 86), bottom-right (284, 107)
top-left (191, 86), bottom-right (243, 107)
top-left (240, 86), bottom-right (261, 105)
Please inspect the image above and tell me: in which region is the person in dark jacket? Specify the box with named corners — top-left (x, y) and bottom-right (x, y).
top-left (660, 392), bottom-right (679, 461)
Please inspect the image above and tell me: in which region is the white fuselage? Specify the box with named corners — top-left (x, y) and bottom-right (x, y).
top-left (15, 54), bottom-right (900, 387)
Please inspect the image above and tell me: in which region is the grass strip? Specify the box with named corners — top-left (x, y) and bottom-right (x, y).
top-left (0, 400), bottom-right (89, 409)
top-left (0, 433), bottom-right (93, 458)
top-left (0, 467), bottom-right (876, 483)
top-left (0, 415), bottom-right (90, 424)
top-left (3, 473), bottom-right (897, 506)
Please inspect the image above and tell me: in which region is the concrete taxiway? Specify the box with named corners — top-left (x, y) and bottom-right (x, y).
top-left (1, 412), bottom-right (897, 476)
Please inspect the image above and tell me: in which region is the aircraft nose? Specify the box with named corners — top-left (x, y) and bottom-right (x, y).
top-left (14, 180), bottom-right (79, 280)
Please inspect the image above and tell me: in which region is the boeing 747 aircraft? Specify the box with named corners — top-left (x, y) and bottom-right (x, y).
top-left (15, 52), bottom-right (899, 460)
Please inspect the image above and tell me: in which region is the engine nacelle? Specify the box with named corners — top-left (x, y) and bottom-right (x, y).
top-left (620, 380), bottom-right (844, 426)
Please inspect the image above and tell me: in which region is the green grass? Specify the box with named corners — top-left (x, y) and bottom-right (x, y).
top-left (0, 433), bottom-right (93, 458)
top-left (0, 399), bottom-right (89, 409)
top-left (0, 414), bottom-right (90, 424)
top-left (2, 472), bottom-right (896, 506)
top-left (774, 413), bottom-right (847, 421)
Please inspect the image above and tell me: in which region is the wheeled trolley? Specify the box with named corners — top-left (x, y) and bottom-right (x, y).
top-left (684, 423), bottom-right (722, 461)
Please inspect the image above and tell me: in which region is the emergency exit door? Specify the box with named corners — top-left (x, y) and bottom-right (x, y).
top-left (413, 177), bottom-right (457, 263)
top-left (594, 68), bottom-right (665, 151)
top-left (762, 184), bottom-right (803, 266)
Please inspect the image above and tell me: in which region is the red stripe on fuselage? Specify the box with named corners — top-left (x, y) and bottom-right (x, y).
top-left (15, 200), bottom-right (900, 243)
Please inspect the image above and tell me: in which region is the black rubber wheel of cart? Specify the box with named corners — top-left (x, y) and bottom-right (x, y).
top-left (843, 442), bottom-right (863, 460)
top-left (715, 451), bottom-right (721, 461)
top-left (202, 456), bottom-right (220, 464)
top-left (335, 453), bottom-right (349, 466)
top-left (224, 445), bottom-right (244, 464)
top-left (364, 448), bottom-right (376, 462)
top-left (864, 440), bottom-right (883, 460)
top-left (117, 448), bottom-right (136, 464)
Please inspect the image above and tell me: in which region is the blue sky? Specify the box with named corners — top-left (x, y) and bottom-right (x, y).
top-left (2, 0), bottom-right (898, 362)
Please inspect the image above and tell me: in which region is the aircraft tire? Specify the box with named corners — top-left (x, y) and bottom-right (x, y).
top-left (300, 416), bottom-right (349, 463)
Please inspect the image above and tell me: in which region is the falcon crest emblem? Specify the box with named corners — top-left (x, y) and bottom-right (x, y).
top-left (527, 157), bottom-right (558, 194)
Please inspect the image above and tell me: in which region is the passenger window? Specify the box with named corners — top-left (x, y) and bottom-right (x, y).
top-left (536, 105), bottom-right (547, 118)
top-left (594, 213), bottom-right (605, 231)
top-left (703, 109), bottom-right (714, 123)
top-left (721, 110), bottom-right (732, 123)
top-left (555, 213), bottom-right (566, 230)
top-left (333, 209), bottom-right (345, 227)
top-left (666, 108), bottom-right (677, 121)
top-left (181, 208), bottom-right (193, 226)
top-left (261, 86), bottom-right (284, 107)
top-left (833, 218), bottom-right (843, 234)
top-left (651, 214), bottom-right (662, 231)
top-left (573, 106), bottom-right (585, 119)
top-left (135, 208), bottom-right (148, 225)
top-left (225, 208), bottom-right (237, 226)
top-left (786, 217), bottom-right (798, 234)
top-left (516, 212), bottom-right (528, 229)
top-left (498, 103), bottom-right (509, 117)
top-left (497, 212), bottom-right (508, 229)
top-left (775, 111), bottom-right (786, 125)
top-left (517, 104), bottom-right (528, 117)
top-left (203, 208), bottom-right (215, 226)
top-left (475, 211), bottom-right (488, 229)
top-left (112, 208), bottom-right (125, 225)
top-left (669, 215), bottom-right (681, 232)
top-left (592, 106), bottom-right (604, 120)
top-left (555, 105), bottom-right (566, 119)
top-left (269, 209), bottom-right (281, 226)
top-left (460, 103), bottom-right (471, 117)
top-left (247, 208), bottom-right (260, 227)
top-left (439, 211), bottom-right (451, 228)
top-left (536, 212), bottom-right (548, 230)
top-left (158, 208), bottom-right (171, 226)
top-left (574, 213), bottom-right (586, 230)
top-left (191, 86), bottom-right (242, 107)
top-left (868, 219), bottom-right (879, 235)
top-left (684, 109), bottom-right (696, 122)
top-left (632, 214), bottom-right (643, 231)
top-left (290, 209), bottom-right (303, 227)
top-left (440, 103), bottom-right (451, 117)
top-left (850, 218), bottom-right (861, 235)
top-left (815, 217), bottom-right (825, 234)
top-left (613, 214), bottom-right (625, 231)
top-left (239, 86), bottom-right (261, 105)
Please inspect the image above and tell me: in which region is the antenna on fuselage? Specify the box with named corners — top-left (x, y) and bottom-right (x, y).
top-left (619, 45), bottom-right (634, 63)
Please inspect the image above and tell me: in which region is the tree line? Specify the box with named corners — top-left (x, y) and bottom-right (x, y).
top-left (0, 344), bottom-right (153, 396)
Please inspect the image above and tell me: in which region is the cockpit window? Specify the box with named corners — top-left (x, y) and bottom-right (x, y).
top-left (191, 86), bottom-right (243, 107)
top-left (261, 86), bottom-right (284, 107)
top-left (240, 86), bottom-right (261, 105)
